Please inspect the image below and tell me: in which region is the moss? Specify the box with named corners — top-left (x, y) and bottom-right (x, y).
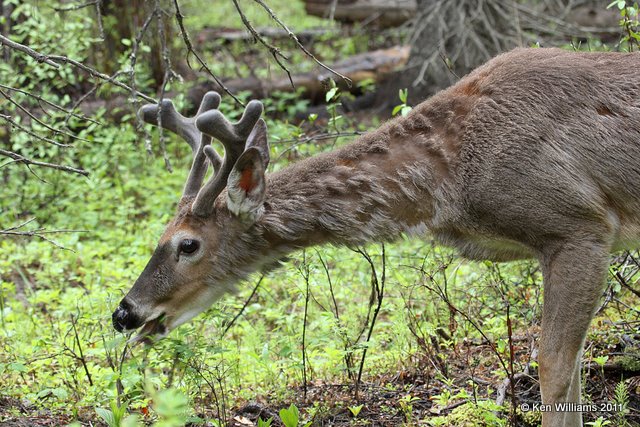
top-left (618, 353), bottom-right (640, 372)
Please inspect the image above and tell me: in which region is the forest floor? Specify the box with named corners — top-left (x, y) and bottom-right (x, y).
top-left (2, 335), bottom-right (639, 426)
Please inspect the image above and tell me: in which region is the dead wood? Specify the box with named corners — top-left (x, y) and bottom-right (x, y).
top-left (196, 27), bottom-right (333, 44)
top-left (304, 0), bottom-right (417, 28)
top-left (190, 45), bottom-right (410, 103)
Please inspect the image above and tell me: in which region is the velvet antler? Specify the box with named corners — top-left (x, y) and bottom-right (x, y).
top-left (137, 92), bottom-right (222, 199)
top-left (191, 100), bottom-right (268, 217)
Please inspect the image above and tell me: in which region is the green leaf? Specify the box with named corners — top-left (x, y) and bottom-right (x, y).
top-left (51, 387), bottom-right (68, 400)
top-left (279, 404), bottom-right (300, 427)
top-left (594, 355), bottom-right (609, 367)
top-left (398, 88), bottom-right (408, 103)
top-left (348, 404), bottom-right (363, 417)
top-left (8, 362), bottom-right (27, 373)
top-left (326, 87), bottom-right (339, 103)
top-left (392, 105), bottom-right (403, 116)
top-left (95, 407), bottom-right (117, 427)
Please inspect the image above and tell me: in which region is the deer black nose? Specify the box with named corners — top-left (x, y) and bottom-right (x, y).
top-left (112, 300), bottom-right (142, 332)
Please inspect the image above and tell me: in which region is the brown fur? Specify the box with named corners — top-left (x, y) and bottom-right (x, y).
top-left (119, 48), bottom-right (640, 427)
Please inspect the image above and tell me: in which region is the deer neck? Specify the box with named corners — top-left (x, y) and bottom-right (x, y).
top-left (257, 109), bottom-right (454, 251)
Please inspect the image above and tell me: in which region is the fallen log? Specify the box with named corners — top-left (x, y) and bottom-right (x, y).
top-left (191, 45), bottom-right (410, 102)
top-left (304, 0), bottom-right (417, 28)
top-left (195, 27), bottom-right (332, 45)
top-left (74, 46), bottom-right (409, 121)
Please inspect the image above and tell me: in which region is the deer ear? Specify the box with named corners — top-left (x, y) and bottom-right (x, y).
top-left (246, 119), bottom-right (270, 170)
top-left (227, 147), bottom-right (266, 219)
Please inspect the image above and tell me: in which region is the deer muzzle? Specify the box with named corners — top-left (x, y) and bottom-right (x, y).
top-left (111, 299), bottom-right (144, 332)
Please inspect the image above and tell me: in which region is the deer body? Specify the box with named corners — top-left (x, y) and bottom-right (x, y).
top-left (113, 48), bottom-right (640, 427)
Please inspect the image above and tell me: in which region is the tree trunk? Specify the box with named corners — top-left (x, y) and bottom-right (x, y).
top-left (96, 0), bottom-right (177, 91)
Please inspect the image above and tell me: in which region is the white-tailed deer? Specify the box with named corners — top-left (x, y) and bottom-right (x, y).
top-left (113, 48), bottom-right (640, 427)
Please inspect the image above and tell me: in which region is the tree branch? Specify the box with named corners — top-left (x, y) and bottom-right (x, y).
top-left (231, 0), bottom-right (295, 89)
top-left (0, 33), bottom-right (61, 68)
top-left (173, 0), bottom-right (243, 105)
top-left (0, 33), bottom-right (154, 103)
top-left (252, 0), bottom-right (353, 87)
top-left (0, 148), bottom-right (89, 176)
top-left (0, 218), bottom-right (86, 250)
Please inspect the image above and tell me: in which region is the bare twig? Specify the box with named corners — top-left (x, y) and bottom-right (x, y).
top-left (252, 0), bottom-right (353, 87)
top-left (0, 33), bottom-right (155, 102)
top-left (506, 304), bottom-right (517, 424)
top-left (299, 250), bottom-right (311, 398)
top-left (172, 0), bottom-right (243, 105)
top-left (63, 71), bottom-right (126, 127)
top-left (0, 148), bottom-right (88, 176)
top-left (156, 0), bottom-right (175, 172)
top-left (354, 244), bottom-right (386, 397)
top-left (230, 0), bottom-right (295, 89)
top-left (0, 33), bottom-right (60, 68)
top-left (0, 218), bottom-right (86, 250)
top-left (128, 8), bottom-right (156, 153)
top-left (188, 359), bottom-right (229, 426)
top-left (66, 314), bottom-right (94, 386)
top-left (94, 0), bottom-right (105, 40)
top-left (221, 276), bottom-right (264, 337)
top-left (0, 89), bottom-right (89, 143)
top-left (0, 113), bottom-right (71, 147)
top-left (46, 54), bottom-right (155, 102)
top-left (614, 271), bottom-right (640, 299)
top-left (2, 36), bottom-right (151, 103)
top-left (416, 258), bottom-right (516, 392)
top-left (52, 0), bottom-right (99, 12)
top-left (53, 0), bottom-right (100, 12)
top-left (316, 250), bottom-right (357, 376)
top-left (0, 83), bottom-right (100, 125)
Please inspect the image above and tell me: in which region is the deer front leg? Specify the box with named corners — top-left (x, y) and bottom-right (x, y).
top-left (538, 237), bottom-right (610, 427)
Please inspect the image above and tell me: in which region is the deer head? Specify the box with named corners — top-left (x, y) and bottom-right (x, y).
top-left (112, 92), bottom-right (270, 342)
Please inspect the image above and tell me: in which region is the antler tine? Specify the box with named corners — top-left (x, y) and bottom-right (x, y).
top-left (196, 100), bottom-right (264, 145)
top-left (182, 92), bottom-right (223, 198)
top-left (138, 92), bottom-right (223, 199)
top-left (191, 100), bottom-right (264, 217)
top-left (139, 100), bottom-right (196, 152)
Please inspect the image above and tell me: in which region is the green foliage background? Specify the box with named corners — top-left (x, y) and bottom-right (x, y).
top-left (0, 1), bottom-right (638, 426)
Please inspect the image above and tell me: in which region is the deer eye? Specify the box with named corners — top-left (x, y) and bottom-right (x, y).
top-left (179, 239), bottom-right (200, 255)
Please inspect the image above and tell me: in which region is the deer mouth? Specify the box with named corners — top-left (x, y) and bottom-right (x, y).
top-left (129, 313), bottom-right (168, 344)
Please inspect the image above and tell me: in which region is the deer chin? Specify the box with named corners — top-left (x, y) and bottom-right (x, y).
top-left (128, 313), bottom-right (169, 345)
top-left (127, 298), bottom-right (215, 345)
